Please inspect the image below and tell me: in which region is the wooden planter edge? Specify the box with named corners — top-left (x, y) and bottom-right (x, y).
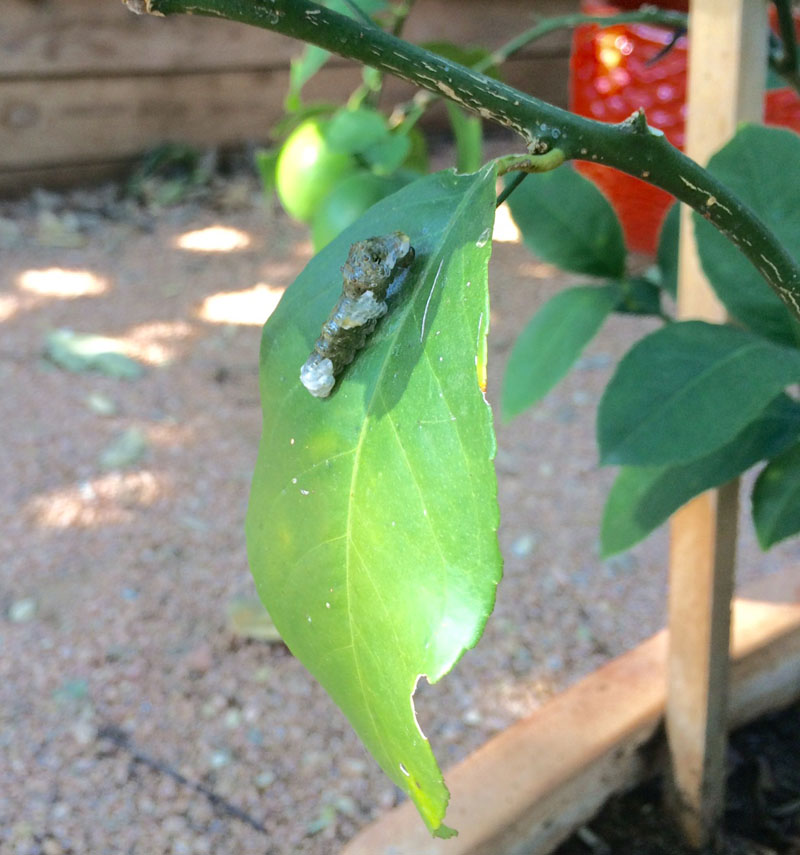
top-left (341, 566), bottom-right (800, 855)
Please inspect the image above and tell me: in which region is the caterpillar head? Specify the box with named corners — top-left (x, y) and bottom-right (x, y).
top-left (341, 232), bottom-right (414, 300)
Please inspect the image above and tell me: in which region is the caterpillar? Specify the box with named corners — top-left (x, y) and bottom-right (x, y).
top-left (300, 232), bottom-right (415, 398)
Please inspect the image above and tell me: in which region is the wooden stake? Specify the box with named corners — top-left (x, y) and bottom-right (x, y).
top-left (666, 0), bottom-right (767, 848)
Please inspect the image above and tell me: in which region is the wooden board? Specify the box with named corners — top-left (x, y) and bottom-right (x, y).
top-left (1, 0), bottom-right (300, 76)
top-left (666, 0), bottom-right (768, 847)
top-left (0, 68), bottom-right (354, 171)
top-left (0, 0), bottom-right (577, 190)
top-left (340, 566), bottom-right (800, 855)
top-left (0, 53), bottom-right (569, 183)
top-left (2, 0), bottom-right (576, 78)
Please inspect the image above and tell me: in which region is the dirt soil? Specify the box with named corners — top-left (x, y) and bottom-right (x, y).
top-left (554, 700), bottom-right (800, 855)
top-left (2, 145), bottom-right (798, 855)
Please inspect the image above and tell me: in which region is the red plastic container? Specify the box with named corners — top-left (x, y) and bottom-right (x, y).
top-left (569, 1), bottom-right (800, 255)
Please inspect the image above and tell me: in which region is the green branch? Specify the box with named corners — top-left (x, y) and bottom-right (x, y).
top-left (772, 0), bottom-right (800, 93)
top-left (483, 9), bottom-right (687, 68)
top-left (127, 0), bottom-right (800, 320)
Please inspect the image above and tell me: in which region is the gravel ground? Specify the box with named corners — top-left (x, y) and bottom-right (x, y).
top-left (2, 151), bottom-right (798, 855)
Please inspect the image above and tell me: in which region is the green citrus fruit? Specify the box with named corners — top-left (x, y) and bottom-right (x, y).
top-left (275, 119), bottom-right (358, 223)
top-left (310, 171), bottom-right (408, 251)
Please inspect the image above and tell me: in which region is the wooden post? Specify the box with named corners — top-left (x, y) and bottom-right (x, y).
top-left (666, 0), bottom-right (767, 848)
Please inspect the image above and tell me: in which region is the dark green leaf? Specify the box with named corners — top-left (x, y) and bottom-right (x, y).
top-left (502, 284), bottom-right (619, 420)
top-left (246, 166), bottom-right (501, 837)
top-left (694, 124), bottom-right (800, 346)
top-left (657, 202), bottom-right (679, 299)
top-left (615, 276), bottom-right (663, 316)
top-left (505, 164), bottom-right (627, 278)
top-left (602, 394), bottom-right (800, 555)
top-left (598, 320), bottom-right (800, 466)
top-left (362, 132), bottom-right (412, 174)
top-left (752, 440), bottom-right (800, 548)
top-left (325, 107), bottom-right (390, 155)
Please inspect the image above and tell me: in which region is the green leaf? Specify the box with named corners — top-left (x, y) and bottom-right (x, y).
top-left (752, 440), bottom-right (800, 548)
top-left (505, 164), bottom-right (627, 278)
top-left (286, 47), bottom-right (332, 112)
top-left (598, 320), bottom-right (800, 466)
top-left (602, 394), bottom-right (800, 555)
top-left (615, 276), bottom-right (663, 316)
top-left (657, 202), bottom-right (679, 299)
top-left (254, 148), bottom-right (278, 197)
top-left (325, 107), bottom-right (390, 155)
top-left (445, 102), bottom-right (483, 174)
top-left (362, 132), bottom-right (412, 174)
top-left (501, 284), bottom-right (619, 420)
top-left (246, 165), bottom-right (501, 837)
top-left (694, 124), bottom-right (800, 346)
top-left (284, 0), bottom-right (387, 109)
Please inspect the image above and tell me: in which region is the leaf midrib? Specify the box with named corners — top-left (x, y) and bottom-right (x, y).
top-left (341, 170), bottom-right (493, 759)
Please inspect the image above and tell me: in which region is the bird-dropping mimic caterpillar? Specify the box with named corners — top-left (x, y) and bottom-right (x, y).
top-left (300, 232), bottom-right (415, 398)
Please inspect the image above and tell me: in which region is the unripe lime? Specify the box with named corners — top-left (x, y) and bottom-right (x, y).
top-left (275, 119), bottom-right (358, 223)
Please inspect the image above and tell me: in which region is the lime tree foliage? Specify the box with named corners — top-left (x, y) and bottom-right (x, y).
top-left (251, 122), bottom-right (800, 835)
top-left (126, 0), bottom-right (800, 836)
top-left (502, 125), bottom-right (800, 555)
top-left (247, 166), bottom-right (500, 836)
top-left (255, 2), bottom-right (502, 253)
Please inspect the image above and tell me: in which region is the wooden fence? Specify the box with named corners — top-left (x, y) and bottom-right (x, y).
top-left (0, 0), bottom-right (577, 192)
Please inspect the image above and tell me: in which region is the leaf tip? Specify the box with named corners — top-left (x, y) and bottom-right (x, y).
top-left (433, 823), bottom-right (458, 839)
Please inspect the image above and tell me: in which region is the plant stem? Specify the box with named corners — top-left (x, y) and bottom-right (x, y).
top-left (391, 9), bottom-right (687, 129)
top-left (130, 0), bottom-right (800, 320)
top-left (771, 0), bottom-right (800, 93)
top-left (495, 172), bottom-right (527, 208)
top-left (773, 0), bottom-right (798, 74)
top-left (481, 9), bottom-right (688, 69)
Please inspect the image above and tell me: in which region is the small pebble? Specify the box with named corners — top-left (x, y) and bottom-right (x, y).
top-left (254, 769), bottom-right (276, 790)
top-left (0, 216), bottom-right (22, 248)
top-left (340, 757), bottom-right (368, 777)
top-left (333, 795), bottom-right (357, 817)
top-left (86, 391), bottom-right (118, 417)
top-left (8, 598), bottom-right (36, 623)
top-left (223, 708), bottom-right (242, 729)
top-left (99, 427), bottom-right (148, 470)
top-left (184, 644), bottom-right (214, 675)
top-left (462, 708), bottom-right (482, 726)
top-left (510, 533), bottom-right (537, 557)
top-left (42, 838), bottom-right (64, 855)
top-left (208, 749), bottom-right (231, 769)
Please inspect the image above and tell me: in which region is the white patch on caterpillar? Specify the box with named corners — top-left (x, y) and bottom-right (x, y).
top-left (339, 291), bottom-right (387, 328)
top-left (300, 355), bottom-right (335, 398)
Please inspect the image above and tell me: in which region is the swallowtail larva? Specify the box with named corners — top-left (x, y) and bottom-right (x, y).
top-left (300, 232), bottom-right (415, 398)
